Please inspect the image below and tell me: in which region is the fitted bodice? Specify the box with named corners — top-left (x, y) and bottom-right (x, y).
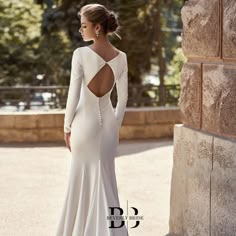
top-left (63, 46), bottom-right (128, 133)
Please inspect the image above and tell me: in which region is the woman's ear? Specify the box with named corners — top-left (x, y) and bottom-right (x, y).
top-left (95, 24), bottom-right (102, 32)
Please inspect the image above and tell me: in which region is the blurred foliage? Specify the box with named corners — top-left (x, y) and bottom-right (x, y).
top-left (0, 0), bottom-right (42, 86)
top-left (0, 0), bottom-right (72, 86)
top-left (165, 47), bottom-right (187, 85)
top-left (40, 0), bottom-right (186, 84)
top-left (0, 0), bottom-right (187, 87)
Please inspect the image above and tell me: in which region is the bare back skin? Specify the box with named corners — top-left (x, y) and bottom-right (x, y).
top-left (87, 45), bottom-right (120, 98)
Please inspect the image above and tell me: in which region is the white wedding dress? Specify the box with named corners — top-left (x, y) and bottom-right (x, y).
top-left (55, 46), bottom-right (129, 236)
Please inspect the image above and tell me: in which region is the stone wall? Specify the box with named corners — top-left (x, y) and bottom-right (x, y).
top-left (0, 107), bottom-right (181, 143)
top-left (169, 0), bottom-right (236, 235)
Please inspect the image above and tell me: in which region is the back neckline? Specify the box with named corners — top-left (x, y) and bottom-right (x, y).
top-left (86, 46), bottom-right (121, 63)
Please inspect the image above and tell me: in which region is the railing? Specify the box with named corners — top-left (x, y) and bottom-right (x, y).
top-left (126, 84), bottom-right (180, 107)
top-left (0, 86), bottom-right (68, 111)
top-left (0, 84), bottom-right (180, 111)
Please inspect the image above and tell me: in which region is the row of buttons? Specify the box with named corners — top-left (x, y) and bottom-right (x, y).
top-left (97, 98), bottom-right (103, 126)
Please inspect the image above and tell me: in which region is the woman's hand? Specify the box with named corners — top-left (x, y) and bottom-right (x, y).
top-left (64, 132), bottom-right (71, 152)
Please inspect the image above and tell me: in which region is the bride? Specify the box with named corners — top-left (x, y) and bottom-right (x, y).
top-left (56, 3), bottom-right (129, 236)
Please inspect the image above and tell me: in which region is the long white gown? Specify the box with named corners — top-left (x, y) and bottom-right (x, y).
top-left (55, 45), bottom-right (129, 236)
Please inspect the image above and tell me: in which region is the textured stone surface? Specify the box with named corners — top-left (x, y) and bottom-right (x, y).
top-left (202, 64), bottom-right (236, 138)
top-left (172, 0), bottom-right (236, 235)
top-left (223, 0), bottom-right (236, 58)
top-left (178, 63), bottom-right (201, 128)
top-left (169, 125), bottom-right (212, 236)
top-left (211, 137), bottom-right (236, 235)
top-left (169, 125), bottom-right (236, 235)
top-left (181, 0), bottom-right (220, 57)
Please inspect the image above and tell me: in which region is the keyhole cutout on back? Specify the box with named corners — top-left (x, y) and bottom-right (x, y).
top-left (87, 64), bottom-right (115, 98)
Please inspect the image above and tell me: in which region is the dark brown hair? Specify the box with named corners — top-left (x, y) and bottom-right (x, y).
top-left (79, 3), bottom-right (120, 35)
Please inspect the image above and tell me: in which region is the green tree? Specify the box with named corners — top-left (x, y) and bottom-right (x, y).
top-left (165, 47), bottom-right (187, 85)
top-left (0, 0), bottom-right (186, 89)
top-left (0, 0), bottom-right (72, 86)
top-left (0, 0), bottom-right (42, 85)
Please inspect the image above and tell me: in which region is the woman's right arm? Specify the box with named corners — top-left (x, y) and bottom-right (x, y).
top-left (114, 54), bottom-right (128, 128)
top-left (64, 48), bottom-right (83, 134)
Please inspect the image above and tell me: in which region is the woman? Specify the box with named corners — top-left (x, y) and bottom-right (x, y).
top-left (56, 3), bottom-right (129, 236)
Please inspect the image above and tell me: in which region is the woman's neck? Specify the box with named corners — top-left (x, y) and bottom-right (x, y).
top-left (91, 35), bottom-right (113, 49)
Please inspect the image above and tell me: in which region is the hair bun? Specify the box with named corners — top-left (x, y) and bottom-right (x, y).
top-left (107, 12), bottom-right (119, 33)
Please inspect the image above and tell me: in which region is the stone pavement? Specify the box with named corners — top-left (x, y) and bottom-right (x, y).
top-left (0, 138), bottom-right (174, 236)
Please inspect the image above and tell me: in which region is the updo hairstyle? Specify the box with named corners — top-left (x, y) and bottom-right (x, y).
top-left (79, 3), bottom-right (120, 35)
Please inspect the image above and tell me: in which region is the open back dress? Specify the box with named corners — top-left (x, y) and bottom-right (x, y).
top-left (55, 46), bottom-right (129, 236)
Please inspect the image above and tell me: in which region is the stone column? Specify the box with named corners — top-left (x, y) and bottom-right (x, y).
top-left (168, 0), bottom-right (236, 235)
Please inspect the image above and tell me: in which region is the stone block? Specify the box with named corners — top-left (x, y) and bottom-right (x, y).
top-left (145, 124), bottom-right (173, 138)
top-left (0, 129), bottom-right (39, 142)
top-left (14, 114), bottom-right (37, 129)
top-left (178, 63), bottom-right (201, 129)
top-left (54, 113), bottom-right (64, 128)
top-left (37, 114), bottom-right (56, 128)
top-left (211, 137), bottom-right (236, 235)
top-left (202, 64), bottom-right (236, 138)
top-left (223, 0), bottom-right (236, 58)
top-left (145, 108), bottom-right (181, 124)
top-left (0, 109), bottom-right (179, 142)
top-left (169, 125), bottom-right (212, 235)
top-left (120, 124), bottom-right (174, 139)
top-left (38, 128), bottom-right (63, 142)
top-left (181, 0), bottom-right (220, 57)
top-left (123, 110), bottom-right (145, 125)
top-left (0, 115), bottom-right (15, 128)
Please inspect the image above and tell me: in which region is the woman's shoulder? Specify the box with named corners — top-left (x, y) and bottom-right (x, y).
top-left (112, 46), bottom-right (126, 56)
top-left (118, 49), bottom-right (127, 57)
top-left (73, 46), bottom-right (87, 54)
top-left (73, 46), bottom-right (127, 66)
top-left (74, 45), bottom-right (127, 56)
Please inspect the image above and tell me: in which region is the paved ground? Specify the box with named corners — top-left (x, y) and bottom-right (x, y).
top-left (0, 138), bottom-right (174, 236)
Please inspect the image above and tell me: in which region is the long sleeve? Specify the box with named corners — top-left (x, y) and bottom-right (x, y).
top-left (64, 49), bottom-right (83, 133)
top-left (114, 54), bottom-right (128, 128)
